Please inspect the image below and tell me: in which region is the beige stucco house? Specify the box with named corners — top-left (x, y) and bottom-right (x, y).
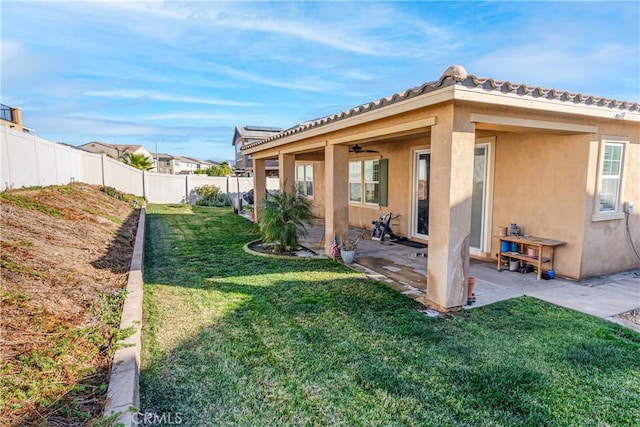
top-left (243, 65), bottom-right (640, 312)
top-left (79, 142), bottom-right (157, 172)
top-left (1, 104), bottom-right (32, 133)
top-left (156, 153), bottom-right (215, 175)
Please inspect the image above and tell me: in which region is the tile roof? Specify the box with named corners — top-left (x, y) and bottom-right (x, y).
top-left (242, 65), bottom-right (639, 151)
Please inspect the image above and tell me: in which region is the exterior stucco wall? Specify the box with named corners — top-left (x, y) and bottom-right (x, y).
top-left (580, 120), bottom-right (640, 277)
top-left (304, 160), bottom-right (325, 218)
top-left (249, 95), bottom-right (639, 281)
top-left (346, 138), bottom-right (422, 237)
top-left (491, 132), bottom-right (590, 279)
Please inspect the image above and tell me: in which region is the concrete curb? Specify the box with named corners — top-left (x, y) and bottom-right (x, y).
top-left (104, 207), bottom-right (145, 426)
top-left (243, 239), bottom-right (327, 260)
top-left (606, 315), bottom-right (640, 333)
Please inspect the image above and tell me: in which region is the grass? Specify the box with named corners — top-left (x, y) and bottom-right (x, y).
top-left (0, 192), bottom-right (63, 217)
top-left (0, 289), bottom-right (130, 422)
top-left (141, 205), bottom-right (640, 426)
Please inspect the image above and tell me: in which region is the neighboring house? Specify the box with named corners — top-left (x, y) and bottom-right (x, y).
top-left (232, 125), bottom-right (282, 177)
top-left (156, 153), bottom-right (216, 175)
top-left (1, 104), bottom-right (33, 133)
top-left (243, 65), bottom-right (640, 312)
top-left (78, 142), bottom-right (157, 172)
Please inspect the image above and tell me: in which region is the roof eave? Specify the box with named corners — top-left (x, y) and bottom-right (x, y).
top-left (242, 85), bottom-right (456, 155)
top-left (454, 85), bottom-right (640, 122)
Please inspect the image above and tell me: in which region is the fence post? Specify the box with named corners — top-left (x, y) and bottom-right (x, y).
top-left (33, 133), bottom-right (41, 187)
top-left (1, 126), bottom-right (12, 189)
top-left (101, 154), bottom-right (106, 187)
top-left (142, 170), bottom-right (147, 200)
top-left (185, 174), bottom-right (190, 204)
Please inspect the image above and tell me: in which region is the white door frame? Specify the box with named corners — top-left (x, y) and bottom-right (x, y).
top-left (411, 148), bottom-right (430, 241)
top-left (470, 137), bottom-right (495, 256)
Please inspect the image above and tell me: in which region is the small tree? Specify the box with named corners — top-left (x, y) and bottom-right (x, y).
top-left (259, 186), bottom-right (313, 253)
top-left (206, 162), bottom-right (233, 176)
top-left (121, 153), bottom-right (154, 171)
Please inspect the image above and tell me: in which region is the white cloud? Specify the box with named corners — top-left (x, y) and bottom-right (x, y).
top-left (468, 42), bottom-right (639, 100)
top-left (84, 90), bottom-right (261, 107)
top-left (1, 39), bottom-right (23, 63)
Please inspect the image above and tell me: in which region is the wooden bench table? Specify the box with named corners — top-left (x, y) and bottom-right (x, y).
top-left (496, 235), bottom-right (566, 280)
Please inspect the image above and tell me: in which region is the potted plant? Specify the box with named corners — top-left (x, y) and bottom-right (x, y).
top-left (340, 232), bottom-right (365, 264)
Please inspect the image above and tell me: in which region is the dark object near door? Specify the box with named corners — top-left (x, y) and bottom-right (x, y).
top-left (243, 189), bottom-right (254, 205)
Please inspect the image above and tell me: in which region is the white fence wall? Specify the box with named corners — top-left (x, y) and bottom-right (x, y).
top-left (82, 152), bottom-right (104, 186)
top-left (1, 125), bottom-right (281, 204)
top-left (103, 156), bottom-right (144, 196)
top-left (1, 126), bottom-right (89, 188)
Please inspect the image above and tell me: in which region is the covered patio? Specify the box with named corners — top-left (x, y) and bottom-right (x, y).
top-left (244, 65), bottom-right (639, 313)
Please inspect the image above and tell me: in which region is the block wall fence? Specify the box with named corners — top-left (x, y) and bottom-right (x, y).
top-left (1, 125), bottom-right (279, 203)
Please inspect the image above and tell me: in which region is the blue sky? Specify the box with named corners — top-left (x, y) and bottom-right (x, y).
top-left (2, 1), bottom-right (639, 162)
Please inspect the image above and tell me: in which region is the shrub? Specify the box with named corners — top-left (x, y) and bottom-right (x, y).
top-left (195, 185), bottom-right (231, 207)
top-left (98, 186), bottom-right (144, 206)
top-left (259, 187), bottom-right (313, 253)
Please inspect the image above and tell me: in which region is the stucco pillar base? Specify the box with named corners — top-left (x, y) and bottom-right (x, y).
top-left (253, 159), bottom-right (267, 222)
top-left (324, 144), bottom-right (349, 255)
top-left (416, 295), bottom-right (462, 313)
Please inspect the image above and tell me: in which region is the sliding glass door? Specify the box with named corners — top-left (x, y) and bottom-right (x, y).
top-left (470, 144), bottom-right (489, 253)
top-left (412, 151), bottom-right (430, 239)
top-left (412, 143), bottom-right (491, 250)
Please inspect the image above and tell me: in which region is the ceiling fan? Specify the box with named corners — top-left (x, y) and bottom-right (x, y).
top-left (349, 144), bottom-right (379, 154)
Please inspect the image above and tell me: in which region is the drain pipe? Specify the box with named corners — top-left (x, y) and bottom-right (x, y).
top-left (626, 211), bottom-right (640, 260)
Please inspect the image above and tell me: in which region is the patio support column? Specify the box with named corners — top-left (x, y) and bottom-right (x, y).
top-left (424, 108), bottom-right (476, 311)
top-left (324, 144), bottom-right (349, 255)
top-left (278, 152), bottom-right (296, 193)
top-left (253, 158), bottom-right (266, 222)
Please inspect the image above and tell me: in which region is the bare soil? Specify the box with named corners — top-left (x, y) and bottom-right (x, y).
top-left (247, 240), bottom-right (318, 257)
top-left (619, 308), bottom-right (640, 325)
top-left (0, 183), bottom-right (139, 426)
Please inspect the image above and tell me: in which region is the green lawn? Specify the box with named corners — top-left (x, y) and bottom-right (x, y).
top-left (140, 205), bottom-right (640, 426)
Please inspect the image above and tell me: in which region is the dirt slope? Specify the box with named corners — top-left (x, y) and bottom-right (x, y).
top-left (1, 183), bottom-right (140, 426)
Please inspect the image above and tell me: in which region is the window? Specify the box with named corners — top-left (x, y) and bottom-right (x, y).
top-left (296, 164), bottom-right (313, 197)
top-left (165, 160), bottom-right (171, 166)
top-left (349, 159), bottom-right (387, 205)
top-left (349, 161), bottom-right (362, 202)
top-left (174, 159), bottom-right (180, 166)
top-left (364, 160), bottom-right (380, 204)
top-left (597, 142), bottom-right (624, 214)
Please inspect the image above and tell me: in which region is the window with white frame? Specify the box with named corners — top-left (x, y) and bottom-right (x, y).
top-left (349, 161), bottom-right (362, 202)
top-left (296, 164), bottom-right (313, 197)
top-left (597, 142), bottom-right (624, 213)
top-left (364, 160), bottom-right (380, 204)
top-left (349, 159), bottom-right (380, 205)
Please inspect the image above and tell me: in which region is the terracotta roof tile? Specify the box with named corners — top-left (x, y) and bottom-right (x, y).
top-left (242, 66), bottom-right (639, 151)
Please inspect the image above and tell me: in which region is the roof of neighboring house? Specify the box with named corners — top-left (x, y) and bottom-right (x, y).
top-left (157, 153), bottom-right (217, 165)
top-left (79, 142), bottom-right (148, 154)
top-left (242, 65), bottom-right (640, 151)
top-left (183, 156), bottom-right (216, 166)
top-left (232, 125), bottom-right (283, 145)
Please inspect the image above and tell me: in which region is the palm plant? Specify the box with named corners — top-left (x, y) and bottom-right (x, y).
top-left (121, 153), bottom-right (154, 171)
top-left (259, 187), bottom-right (313, 253)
